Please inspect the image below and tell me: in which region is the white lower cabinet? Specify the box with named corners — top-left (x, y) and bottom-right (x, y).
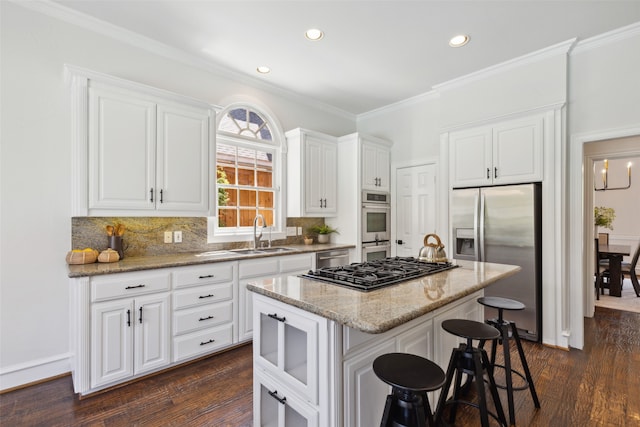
top-left (91, 292), bottom-right (170, 389)
top-left (171, 262), bottom-right (236, 362)
top-left (239, 258), bottom-right (279, 342)
top-left (239, 254), bottom-right (313, 342)
top-left (254, 369), bottom-right (319, 427)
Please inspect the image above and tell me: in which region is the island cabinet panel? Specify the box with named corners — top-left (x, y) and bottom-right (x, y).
top-left (251, 286), bottom-right (485, 427)
top-left (253, 296), bottom-right (321, 405)
top-left (343, 340), bottom-right (396, 427)
top-left (254, 369), bottom-right (319, 427)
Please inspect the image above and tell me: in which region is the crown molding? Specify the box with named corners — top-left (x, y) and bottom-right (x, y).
top-left (357, 90), bottom-right (440, 122)
top-left (433, 38), bottom-right (577, 93)
top-left (571, 21), bottom-right (640, 55)
top-left (12, 0), bottom-right (356, 122)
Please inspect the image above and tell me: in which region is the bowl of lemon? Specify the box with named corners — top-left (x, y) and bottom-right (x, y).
top-left (66, 248), bottom-right (99, 265)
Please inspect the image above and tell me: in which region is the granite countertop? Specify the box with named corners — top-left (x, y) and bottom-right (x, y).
top-left (247, 260), bottom-right (520, 334)
top-left (67, 243), bottom-right (355, 278)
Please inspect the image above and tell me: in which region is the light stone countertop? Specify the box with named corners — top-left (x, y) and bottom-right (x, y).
top-left (67, 243), bottom-right (354, 278)
top-left (247, 260), bottom-right (521, 333)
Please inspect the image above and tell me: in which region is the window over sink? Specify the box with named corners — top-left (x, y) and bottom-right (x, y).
top-left (211, 104), bottom-right (285, 242)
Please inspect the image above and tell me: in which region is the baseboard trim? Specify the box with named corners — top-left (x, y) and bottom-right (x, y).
top-left (0, 353), bottom-right (71, 392)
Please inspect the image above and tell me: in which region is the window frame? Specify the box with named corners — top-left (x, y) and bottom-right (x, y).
top-left (208, 104), bottom-right (286, 243)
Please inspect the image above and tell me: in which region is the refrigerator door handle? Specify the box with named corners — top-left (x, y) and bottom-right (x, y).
top-left (479, 191), bottom-right (485, 261)
top-left (473, 192), bottom-right (480, 261)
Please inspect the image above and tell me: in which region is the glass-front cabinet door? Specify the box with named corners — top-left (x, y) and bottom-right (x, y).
top-left (254, 296), bottom-right (319, 404)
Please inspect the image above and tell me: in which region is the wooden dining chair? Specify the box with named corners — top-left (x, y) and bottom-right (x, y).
top-left (594, 239), bottom-right (610, 298)
top-left (598, 233), bottom-right (610, 261)
top-left (620, 241), bottom-right (640, 297)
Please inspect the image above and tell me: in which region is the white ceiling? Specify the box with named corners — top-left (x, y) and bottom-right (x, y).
top-left (53, 0), bottom-right (640, 115)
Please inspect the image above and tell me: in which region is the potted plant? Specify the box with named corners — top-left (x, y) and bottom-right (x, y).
top-left (594, 206), bottom-right (615, 233)
top-left (310, 224), bottom-right (339, 243)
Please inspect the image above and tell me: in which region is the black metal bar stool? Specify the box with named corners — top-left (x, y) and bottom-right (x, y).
top-left (434, 319), bottom-right (507, 427)
top-left (373, 352), bottom-right (446, 427)
top-left (477, 296), bottom-right (541, 426)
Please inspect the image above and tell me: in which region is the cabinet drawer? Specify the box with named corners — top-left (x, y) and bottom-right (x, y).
top-left (173, 282), bottom-right (233, 310)
top-left (173, 323), bottom-right (234, 362)
top-left (239, 258), bottom-right (278, 279)
top-left (280, 254), bottom-right (313, 274)
top-left (91, 271), bottom-right (171, 302)
top-left (173, 263), bottom-right (235, 289)
top-left (173, 301), bottom-right (233, 335)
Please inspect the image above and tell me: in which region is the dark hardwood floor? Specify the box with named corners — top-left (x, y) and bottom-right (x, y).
top-left (2, 306), bottom-right (639, 426)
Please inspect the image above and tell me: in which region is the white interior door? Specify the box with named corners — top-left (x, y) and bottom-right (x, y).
top-left (395, 164), bottom-right (437, 257)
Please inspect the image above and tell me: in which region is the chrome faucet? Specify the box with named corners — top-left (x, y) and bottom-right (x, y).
top-left (253, 214), bottom-right (265, 249)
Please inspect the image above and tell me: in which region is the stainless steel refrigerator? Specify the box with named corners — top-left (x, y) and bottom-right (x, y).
top-left (451, 183), bottom-right (541, 341)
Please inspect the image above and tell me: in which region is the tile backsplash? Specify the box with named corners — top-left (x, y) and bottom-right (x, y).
top-left (71, 217), bottom-right (325, 257)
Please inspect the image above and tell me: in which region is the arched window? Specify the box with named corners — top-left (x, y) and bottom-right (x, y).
top-left (214, 105), bottom-right (284, 239)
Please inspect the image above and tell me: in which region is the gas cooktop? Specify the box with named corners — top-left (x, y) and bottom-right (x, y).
top-left (300, 256), bottom-right (458, 291)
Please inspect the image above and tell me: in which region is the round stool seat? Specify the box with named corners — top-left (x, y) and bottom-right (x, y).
top-left (373, 353), bottom-right (446, 392)
top-left (441, 319), bottom-right (500, 341)
top-left (477, 296), bottom-right (525, 311)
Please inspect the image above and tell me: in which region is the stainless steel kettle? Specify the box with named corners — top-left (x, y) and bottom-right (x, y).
top-left (418, 233), bottom-right (447, 262)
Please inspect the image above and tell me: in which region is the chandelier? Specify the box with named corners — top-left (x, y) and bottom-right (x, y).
top-left (594, 159), bottom-right (632, 191)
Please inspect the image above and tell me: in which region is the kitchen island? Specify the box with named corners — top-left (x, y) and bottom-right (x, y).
top-left (247, 260), bottom-right (520, 427)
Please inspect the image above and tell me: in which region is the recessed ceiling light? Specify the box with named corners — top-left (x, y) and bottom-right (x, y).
top-left (256, 66), bottom-right (271, 74)
top-left (449, 34), bottom-right (470, 47)
top-left (305, 28), bottom-right (324, 41)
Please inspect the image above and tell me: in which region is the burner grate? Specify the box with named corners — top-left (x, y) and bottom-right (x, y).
top-left (301, 257), bottom-right (458, 291)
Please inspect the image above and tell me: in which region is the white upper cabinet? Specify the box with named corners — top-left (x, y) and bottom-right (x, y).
top-left (286, 128), bottom-right (338, 217)
top-left (68, 66), bottom-right (215, 217)
top-left (449, 114), bottom-right (543, 188)
top-left (88, 82), bottom-right (212, 215)
top-left (362, 139), bottom-right (391, 192)
top-left (156, 103), bottom-right (210, 212)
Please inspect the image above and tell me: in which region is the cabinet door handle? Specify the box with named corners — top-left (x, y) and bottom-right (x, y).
top-left (125, 284), bottom-right (146, 290)
top-left (494, 167), bottom-right (498, 179)
top-left (199, 294), bottom-right (215, 299)
top-left (200, 339), bottom-right (215, 346)
top-left (268, 389), bottom-right (287, 405)
top-left (139, 306), bottom-right (143, 324)
top-left (267, 313), bottom-right (286, 322)
top-left (487, 168), bottom-right (490, 179)
top-left (126, 309), bottom-right (131, 327)
top-left (198, 274), bottom-right (214, 279)
top-left (160, 189), bottom-right (164, 203)
top-left (150, 188), bottom-right (154, 203)
top-left (199, 315), bottom-right (214, 321)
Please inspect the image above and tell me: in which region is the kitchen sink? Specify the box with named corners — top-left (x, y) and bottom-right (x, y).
top-left (230, 249), bottom-right (266, 255)
top-left (195, 250), bottom-right (235, 257)
top-left (258, 247), bottom-right (295, 253)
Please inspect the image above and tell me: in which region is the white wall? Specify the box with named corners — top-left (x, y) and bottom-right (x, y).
top-left (0, 2), bottom-right (355, 389)
top-left (566, 26), bottom-right (640, 337)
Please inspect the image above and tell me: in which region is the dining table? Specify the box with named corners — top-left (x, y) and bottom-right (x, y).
top-left (600, 244), bottom-right (631, 297)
